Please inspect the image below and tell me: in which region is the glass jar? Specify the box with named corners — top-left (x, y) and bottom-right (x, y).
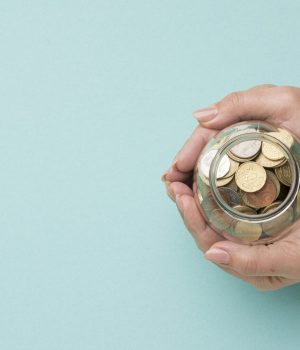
top-left (193, 121), bottom-right (300, 245)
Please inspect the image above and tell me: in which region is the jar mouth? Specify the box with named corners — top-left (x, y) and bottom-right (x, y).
top-left (209, 132), bottom-right (300, 223)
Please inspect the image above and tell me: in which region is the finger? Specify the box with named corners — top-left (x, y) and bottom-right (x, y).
top-left (165, 181), bottom-right (193, 202)
top-left (203, 240), bottom-right (285, 277)
top-left (220, 265), bottom-right (298, 291)
top-left (248, 83), bottom-right (276, 91)
top-left (193, 85), bottom-right (297, 130)
top-left (163, 126), bottom-right (217, 182)
top-left (176, 194), bottom-right (223, 252)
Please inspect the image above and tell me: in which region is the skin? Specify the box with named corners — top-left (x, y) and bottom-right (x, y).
top-left (162, 84), bottom-right (300, 291)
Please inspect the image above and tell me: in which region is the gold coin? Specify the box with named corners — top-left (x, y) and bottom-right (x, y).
top-left (233, 221), bottom-right (262, 242)
top-left (275, 162), bottom-right (292, 186)
top-left (222, 158), bottom-right (239, 179)
top-left (262, 131), bottom-right (293, 161)
top-left (233, 205), bottom-right (257, 215)
top-left (235, 162), bottom-right (267, 193)
top-left (216, 175), bottom-right (234, 187)
top-left (255, 151), bottom-right (287, 168)
top-left (262, 142), bottom-right (285, 161)
top-left (273, 130), bottom-right (294, 147)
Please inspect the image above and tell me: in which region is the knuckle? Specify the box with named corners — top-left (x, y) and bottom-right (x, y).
top-left (241, 257), bottom-right (258, 276)
top-left (276, 86), bottom-right (300, 104)
top-left (252, 279), bottom-right (279, 292)
top-left (224, 91), bottom-right (244, 108)
top-left (252, 83), bottom-right (276, 90)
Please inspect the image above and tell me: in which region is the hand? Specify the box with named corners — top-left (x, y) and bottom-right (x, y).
top-left (162, 84), bottom-right (300, 291)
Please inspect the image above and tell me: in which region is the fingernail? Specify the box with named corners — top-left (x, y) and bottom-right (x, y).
top-left (165, 181), bottom-right (175, 200)
top-left (161, 160), bottom-right (178, 182)
top-left (175, 194), bottom-right (184, 213)
top-left (161, 172), bottom-right (168, 182)
top-left (193, 105), bottom-right (218, 122)
top-left (204, 248), bottom-right (230, 264)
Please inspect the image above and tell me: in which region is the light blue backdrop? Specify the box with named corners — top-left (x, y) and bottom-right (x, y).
top-left (0, 1), bottom-right (300, 349)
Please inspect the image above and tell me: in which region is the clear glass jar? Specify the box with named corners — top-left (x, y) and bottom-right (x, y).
top-left (194, 121), bottom-right (300, 245)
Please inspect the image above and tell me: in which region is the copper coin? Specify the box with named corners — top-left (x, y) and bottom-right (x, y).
top-left (241, 171), bottom-right (278, 209)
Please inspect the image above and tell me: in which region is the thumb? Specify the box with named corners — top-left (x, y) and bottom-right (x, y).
top-left (204, 240), bottom-right (284, 277)
top-left (193, 85), bottom-right (295, 130)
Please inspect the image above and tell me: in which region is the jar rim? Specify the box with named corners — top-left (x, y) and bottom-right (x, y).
top-left (209, 131), bottom-right (300, 223)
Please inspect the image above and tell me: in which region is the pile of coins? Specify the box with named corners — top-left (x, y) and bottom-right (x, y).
top-left (199, 128), bottom-right (294, 216)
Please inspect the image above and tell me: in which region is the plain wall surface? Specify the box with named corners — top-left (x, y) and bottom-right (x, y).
top-left (0, 1), bottom-right (300, 349)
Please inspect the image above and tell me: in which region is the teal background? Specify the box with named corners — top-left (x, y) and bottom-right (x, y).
top-left (1, 1), bottom-right (300, 349)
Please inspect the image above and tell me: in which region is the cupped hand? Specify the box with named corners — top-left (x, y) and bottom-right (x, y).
top-left (163, 84), bottom-right (300, 291)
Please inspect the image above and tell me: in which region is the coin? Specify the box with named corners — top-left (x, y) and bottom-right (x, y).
top-left (272, 130), bottom-right (294, 148)
top-left (233, 221), bottom-right (262, 241)
top-left (262, 131), bottom-right (293, 161)
top-left (198, 171), bottom-right (234, 187)
top-left (231, 139), bottom-right (261, 159)
top-left (216, 175), bottom-right (234, 187)
top-left (241, 170), bottom-right (279, 209)
top-left (222, 159), bottom-right (239, 178)
top-left (260, 201), bottom-right (282, 214)
top-left (233, 205), bottom-right (257, 215)
top-left (200, 150), bottom-right (230, 179)
top-left (267, 170), bottom-right (281, 198)
top-left (210, 209), bottom-right (233, 231)
top-left (275, 162), bottom-right (292, 186)
top-left (262, 207), bottom-right (293, 235)
top-left (229, 129), bottom-right (261, 159)
top-left (219, 187), bottom-right (241, 207)
top-left (227, 150), bottom-right (257, 163)
top-left (235, 162), bottom-right (267, 193)
top-left (262, 141), bottom-right (285, 161)
top-left (255, 151), bottom-right (286, 168)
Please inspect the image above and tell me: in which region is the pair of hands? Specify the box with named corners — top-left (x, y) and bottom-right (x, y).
top-left (163, 84), bottom-right (300, 291)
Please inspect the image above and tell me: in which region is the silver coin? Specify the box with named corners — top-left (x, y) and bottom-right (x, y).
top-left (200, 149), bottom-right (230, 179)
top-left (230, 129), bottom-right (261, 158)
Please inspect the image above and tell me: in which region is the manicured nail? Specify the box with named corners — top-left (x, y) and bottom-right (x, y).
top-left (165, 181), bottom-right (175, 200)
top-left (193, 105), bottom-right (218, 122)
top-left (161, 172), bottom-right (168, 182)
top-left (204, 248), bottom-right (230, 264)
top-left (161, 160), bottom-right (178, 183)
top-left (175, 194), bottom-right (184, 213)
